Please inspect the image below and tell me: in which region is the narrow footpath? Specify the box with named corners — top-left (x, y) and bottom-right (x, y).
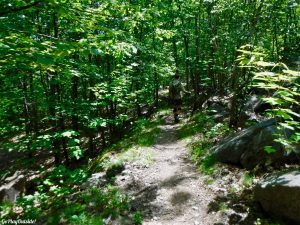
top-left (115, 116), bottom-right (224, 225)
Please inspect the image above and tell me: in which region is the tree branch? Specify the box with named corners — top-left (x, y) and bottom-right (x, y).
top-left (0, 1), bottom-right (43, 17)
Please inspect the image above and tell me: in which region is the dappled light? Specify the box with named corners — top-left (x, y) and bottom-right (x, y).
top-left (1, 0), bottom-right (299, 224)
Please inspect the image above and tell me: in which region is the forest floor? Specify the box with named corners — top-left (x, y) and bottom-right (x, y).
top-left (105, 111), bottom-right (265, 225)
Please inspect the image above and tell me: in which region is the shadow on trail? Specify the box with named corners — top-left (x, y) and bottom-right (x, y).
top-left (130, 184), bottom-right (161, 216)
top-left (155, 125), bottom-right (181, 145)
top-left (161, 174), bottom-right (197, 188)
top-left (128, 171), bottom-right (198, 220)
top-left (170, 191), bottom-right (192, 205)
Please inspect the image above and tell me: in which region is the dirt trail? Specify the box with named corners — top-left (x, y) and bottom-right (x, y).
top-left (115, 116), bottom-right (224, 225)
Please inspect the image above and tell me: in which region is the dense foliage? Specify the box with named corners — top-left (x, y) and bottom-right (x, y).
top-left (1, 0), bottom-right (299, 164)
top-left (0, 0), bottom-right (299, 223)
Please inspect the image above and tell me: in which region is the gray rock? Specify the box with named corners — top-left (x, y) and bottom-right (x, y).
top-left (254, 171), bottom-right (300, 224)
top-left (202, 95), bottom-right (231, 122)
top-left (0, 171), bottom-right (26, 203)
top-left (212, 119), bottom-right (291, 169)
top-left (81, 172), bottom-right (107, 189)
top-left (202, 95), bottom-right (231, 111)
top-left (243, 95), bottom-right (261, 121)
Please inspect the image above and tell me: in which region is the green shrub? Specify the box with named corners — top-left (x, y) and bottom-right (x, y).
top-left (179, 112), bottom-right (212, 139)
top-left (238, 49), bottom-right (300, 154)
top-left (0, 164), bottom-right (130, 225)
top-left (186, 115), bottom-right (231, 175)
top-left (133, 211), bottom-right (143, 224)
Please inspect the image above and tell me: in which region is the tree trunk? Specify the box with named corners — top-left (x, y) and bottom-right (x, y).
top-left (48, 74), bottom-right (60, 165)
top-left (71, 75), bottom-right (79, 131)
top-left (154, 72), bottom-right (159, 107)
top-left (51, 11), bottom-right (61, 166)
top-left (21, 75), bottom-right (33, 158)
top-left (183, 31), bottom-right (191, 89)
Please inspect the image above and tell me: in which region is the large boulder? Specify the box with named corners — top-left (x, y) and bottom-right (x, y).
top-left (212, 119), bottom-right (293, 169)
top-left (0, 171), bottom-right (26, 203)
top-left (254, 171), bottom-right (300, 224)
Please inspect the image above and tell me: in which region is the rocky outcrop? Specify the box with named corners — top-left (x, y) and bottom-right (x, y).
top-left (0, 171), bottom-right (26, 203)
top-left (82, 161), bottom-right (125, 189)
top-left (243, 95), bottom-right (262, 121)
top-left (202, 94), bottom-right (262, 123)
top-left (254, 170), bottom-right (300, 224)
top-left (202, 95), bottom-right (231, 122)
top-left (212, 119), bottom-right (294, 169)
top-left (81, 172), bottom-right (107, 189)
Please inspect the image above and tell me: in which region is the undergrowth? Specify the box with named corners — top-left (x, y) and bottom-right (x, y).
top-left (178, 112), bottom-right (213, 139)
top-left (183, 112), bottom-right (285, 225)
top-left (181, 112), bottom-right (232, 175)
top-left (0, 165), bottom-right (131, 225)
top-left (0, 112), bottom-right (167, 225)
top-left (89, 111), bottom-right (165, 173)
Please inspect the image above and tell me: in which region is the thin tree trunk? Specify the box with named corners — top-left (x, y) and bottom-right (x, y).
top-left (29, 72), bottom-right (38, 135)
top-left (229, 68), bottom-right (239, 127)
top-left (71, 75), bottom-right (79, 131)
top-left (183, 31), bottom-right (190, 89)
top-left (154, 72), bottom-right (159, 107)
top-left (48, 73), bottom-right (60, 165)
top-left (194, 15), bottom-right (201, 96)
top-left (51, 11), bottom-right (61, 166)
top-left (207, 3), bottom-right (216, 91)
top-left (21, 75), bottom-right (33, 158)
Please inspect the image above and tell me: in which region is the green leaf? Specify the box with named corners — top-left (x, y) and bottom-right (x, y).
top-left (254, 72), bottom-right (277, 77)
top-left (70, 146), bottom-right (83, 160)
top-left (262, 97), bottom-right (282, 106)
top-left (275, 110), bottom-right (292, 119)
top-left (279, 122), bottom-right (295, 130)
top-left (264, 146), bottom-right (276, 154)
top-left (0, 43), bottom-right (10, 49)
top-left (37, 54), bottom-right (55, 65)
top-left (43, 179), bottom-right (53, 186)
top-left (131, 45), bottom-right (138, 54)
top-left (61, 130), bottom-right (78, 138)
top-left (255, 61), bottom-right (276, 67)
top-left (282, 69), bottom-right (300, 76)
top-left (291, 133), bottom-right (300, 143)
